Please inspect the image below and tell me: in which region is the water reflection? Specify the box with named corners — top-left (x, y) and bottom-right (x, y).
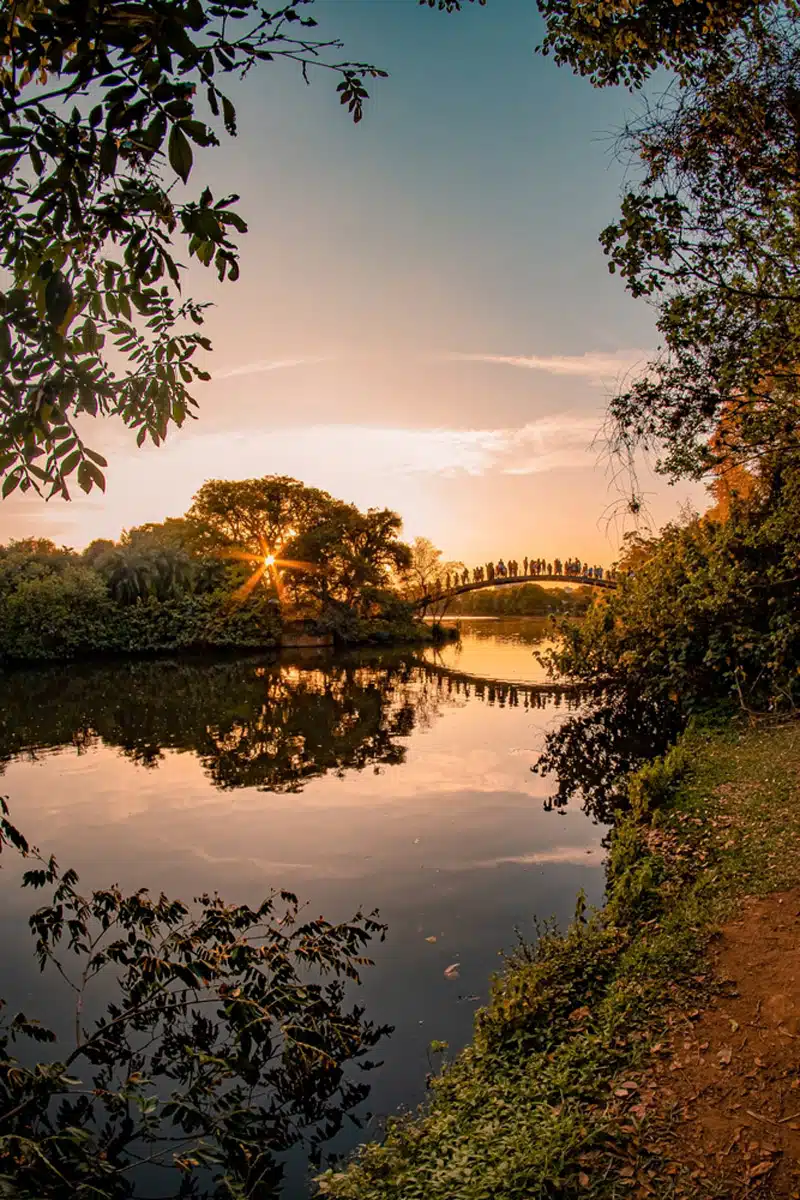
top-left (0, 621), bottom-right (611, 1197)
top-left (534, 692), bottom-right (684, 822)
top-left (0, 650), bottom-right (582, 794)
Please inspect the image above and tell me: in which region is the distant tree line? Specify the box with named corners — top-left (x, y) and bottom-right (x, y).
top-left (0, 475), bottom-right (421, 663)
top-left (447, 582), bottom-right (594, 617)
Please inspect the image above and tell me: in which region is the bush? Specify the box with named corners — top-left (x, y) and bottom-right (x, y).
top-left (545, 474), bottom-right (800, 714)
top-left (0, 570), bottom-right (282, 663)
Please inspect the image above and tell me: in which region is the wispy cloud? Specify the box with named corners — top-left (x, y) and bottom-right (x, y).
top-left (132, 414), bottom-right (601, 484)
top-left (446, 348), bottom-right (652, 387)
top-left (212, 356), bottom-right (328, 381)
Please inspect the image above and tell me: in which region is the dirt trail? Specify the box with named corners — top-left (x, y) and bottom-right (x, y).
top-left (642, 889), bottom-right (800, 1196)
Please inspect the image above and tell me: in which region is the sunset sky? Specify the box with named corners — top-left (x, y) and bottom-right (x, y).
top-left (0, 0), bottom-right (706, 564)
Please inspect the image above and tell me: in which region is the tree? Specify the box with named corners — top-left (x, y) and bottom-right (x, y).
top-left (187, 475), bottom-right (333, 557)
top-left (537, 0), bottom-right (768, 88)
top-left (537, 1), bottom-right (800, 489)
top-left (0, 0), bottom-right (479, 502)
top-left (94, 544), bottom-right (159, 603)
top-left (402, 537), bottom-right (463, 598)
top-left (185, 475), bottom-right (411, 617)
top-left (289, 503), bottom-right (412, 616)
top-left (82, 537), bottom-right (116, 565)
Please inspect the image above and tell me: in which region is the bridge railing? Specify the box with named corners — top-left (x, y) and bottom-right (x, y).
top-left (413, 571), bottom-right (617, 609)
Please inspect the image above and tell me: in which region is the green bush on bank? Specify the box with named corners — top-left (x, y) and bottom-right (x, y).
top-left (315, 736), bottom-right (723, 1199)
top-left (0, 568), bottom-right (283, 662)
top-left (545, 472), bottom-right (800, 714)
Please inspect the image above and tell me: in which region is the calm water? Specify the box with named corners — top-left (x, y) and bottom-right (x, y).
top-left (0, 618), bottom-right (607, 1194)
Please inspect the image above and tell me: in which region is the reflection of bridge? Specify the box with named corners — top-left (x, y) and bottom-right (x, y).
top-left (413, 572), bottom-right (617, 613)
top-left (416, 657), bottom-right (587, 711)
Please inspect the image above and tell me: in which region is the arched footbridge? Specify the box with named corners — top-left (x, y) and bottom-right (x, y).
top-left (413, 572), bottom-right (617, 614)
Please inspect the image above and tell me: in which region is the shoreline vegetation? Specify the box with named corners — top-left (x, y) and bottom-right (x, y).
top-left (318, 715), bottom-right (800, 1199)
top-left (0, 476), bottom-right (463, 664)
top-left (0, 474), bottom-right (597, 665)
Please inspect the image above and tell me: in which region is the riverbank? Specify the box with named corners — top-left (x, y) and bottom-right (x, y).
top-left (0, 594), bottom-right (455, 665)
top-left (318, 713), bottom-right (800, 1198)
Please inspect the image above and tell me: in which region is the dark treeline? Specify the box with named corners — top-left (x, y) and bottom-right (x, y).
top-left (448, 581), bottom-right (595, 617)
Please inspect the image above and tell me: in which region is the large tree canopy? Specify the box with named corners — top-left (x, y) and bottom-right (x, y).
top-left (187, 474), bottom-right (411, 615)
top-left (537, 0), bottom-right (770, 88)
top-left (0, 0), bottom-right (476, 501)
top-left (537, 0), bottom-right (800, 487)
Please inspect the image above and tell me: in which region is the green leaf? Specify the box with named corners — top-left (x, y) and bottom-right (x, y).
top-left (99, 133), bottom-right (118, 177)
top-left (45, 271), bottom-right (73, 328)
top-left (168, 125), bottom-right (194, 183)
top-left (1, 471), bottom-right (21, 498)
top-left (60, 449), bottom-right (82, 476)
top-left (221, 95), bottom-right (237, 136)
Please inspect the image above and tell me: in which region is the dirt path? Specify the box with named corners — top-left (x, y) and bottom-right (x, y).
top-left (640, 889), bottom-right (800, 1196)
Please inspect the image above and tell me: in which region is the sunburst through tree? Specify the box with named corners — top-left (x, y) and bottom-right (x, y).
top-left (216, 535), bottom-right (319, 607)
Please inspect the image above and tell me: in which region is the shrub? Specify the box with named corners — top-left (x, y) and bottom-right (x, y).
top-left (545, 475), bottom-right (800, 714)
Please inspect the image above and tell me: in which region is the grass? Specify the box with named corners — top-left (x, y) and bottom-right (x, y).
top-left (316, 714), bottom-right (800, 1200)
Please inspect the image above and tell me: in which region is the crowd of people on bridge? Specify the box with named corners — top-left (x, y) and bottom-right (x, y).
top-left (436, 556), bottom-right (616, 595)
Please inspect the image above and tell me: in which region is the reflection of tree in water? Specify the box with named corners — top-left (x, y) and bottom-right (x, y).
top-left (1, 652), bottom-right (608, 804)
top-left (3, 653), bottom-right (573, 793)
top-left (0, 656), bottom-right (432, 791)
top-left (533, 692), bottom-right (684, 823)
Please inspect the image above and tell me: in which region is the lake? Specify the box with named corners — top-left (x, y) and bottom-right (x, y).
top-left (0, 617), bottom-right (607, 1195)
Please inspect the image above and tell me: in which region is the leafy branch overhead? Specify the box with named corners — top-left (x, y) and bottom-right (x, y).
top-left (0, 0), bottom-right (399, 499)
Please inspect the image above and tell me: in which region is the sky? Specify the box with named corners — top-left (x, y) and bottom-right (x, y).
top-left (0, 0), bottom-right (706, 564)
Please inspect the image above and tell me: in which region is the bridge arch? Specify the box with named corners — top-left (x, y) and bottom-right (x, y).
top-left (413, 572), bottom-right (616, 613)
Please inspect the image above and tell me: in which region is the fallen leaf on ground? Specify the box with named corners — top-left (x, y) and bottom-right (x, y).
top-left (443, 963), bottom-right (460, 979)
top-left (718, 1046), bottom-right (733, 1065)
top-left (748, 1160), bottom-right (778, 1180)
top-left (425, 936), bottom-right (437, 943)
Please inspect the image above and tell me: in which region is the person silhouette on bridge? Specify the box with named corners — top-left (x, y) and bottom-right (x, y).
top-left (523, 556), bottom-right (529, 575)
top-left (496, 559), bottom-right (506, 578)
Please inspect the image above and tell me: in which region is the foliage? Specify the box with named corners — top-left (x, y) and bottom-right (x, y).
top-left (536, 1), bottom-right (800, 487)
top-left (541, 470), bottom-right (800, 715)
top-left (449, 581), bottom-right (593, 617)
top-left (0, 0), bottom-right (396, 499)
top-left (0, 567), bottom-right (283, 661)
top-left (402, 538), bottom-right (464, 599)
top-left (0, 475), bottom-right (426, 660)
top-left (0, 800), bottom-right (390, 1198)
top-left (188, 477), bottom-right (333, 558)
top-left (601, 20), bottom-right (800, 481)
top-left (187, 476), bottom-right (413, 617)
top-left (536, 0), bottom-right (768, 88)
top-left (288, 505), bottom-right (412, 617)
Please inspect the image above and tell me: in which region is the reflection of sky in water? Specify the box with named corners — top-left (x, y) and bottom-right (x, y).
top-left (0, 620), bottom-right (605, 1195)
top-left (422, 616), bottom-right (561, 684)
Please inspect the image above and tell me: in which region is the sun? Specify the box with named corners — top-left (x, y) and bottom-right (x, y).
top-left (264, 554), bottom-right (276, 567)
